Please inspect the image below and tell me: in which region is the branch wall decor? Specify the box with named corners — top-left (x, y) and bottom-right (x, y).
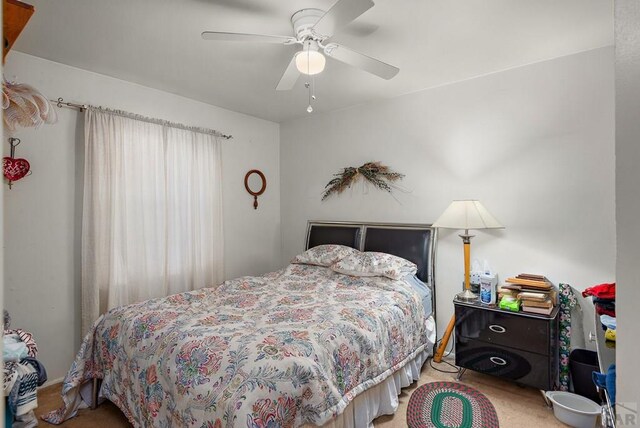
top-left (322, 161), bottom-right (404, 201)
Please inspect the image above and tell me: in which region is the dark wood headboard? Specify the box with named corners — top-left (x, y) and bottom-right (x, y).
top-left (305, 221), bottom-right (436, 288)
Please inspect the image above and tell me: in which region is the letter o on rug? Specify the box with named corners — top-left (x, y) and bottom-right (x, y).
top-left (407, 381), bottom-right (499, 428)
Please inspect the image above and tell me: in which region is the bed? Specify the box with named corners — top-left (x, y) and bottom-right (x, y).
top-left (44, 221), bottom-right (437, 427)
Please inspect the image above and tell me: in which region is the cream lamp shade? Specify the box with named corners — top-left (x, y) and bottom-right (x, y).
top-left (432, 200), bottom-right (504, 231)
top-left (431, 198), bottom-right (504, 301)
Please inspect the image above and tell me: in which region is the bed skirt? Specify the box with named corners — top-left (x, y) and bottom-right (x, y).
top-left (311, 315), bottom-right (436, 428)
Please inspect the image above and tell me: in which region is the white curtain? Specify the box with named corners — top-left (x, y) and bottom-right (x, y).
top-left (82, 108), bottom-right (224, 335)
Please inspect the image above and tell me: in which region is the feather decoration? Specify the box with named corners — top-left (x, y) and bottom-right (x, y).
top-left (322, 161), bottom-right (404, 201)
top-left (2, 78), bottom-right (57, 133)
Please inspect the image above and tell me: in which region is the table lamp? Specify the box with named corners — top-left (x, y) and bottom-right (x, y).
top-left (432, 200), bottom-right (504, 301)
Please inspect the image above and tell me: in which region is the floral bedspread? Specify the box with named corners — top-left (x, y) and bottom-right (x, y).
top-left (43, 264), bottom-right (429, 427)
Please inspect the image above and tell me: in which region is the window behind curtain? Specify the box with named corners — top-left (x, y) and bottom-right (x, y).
top-left (81, 108), bottom-right (223, 335)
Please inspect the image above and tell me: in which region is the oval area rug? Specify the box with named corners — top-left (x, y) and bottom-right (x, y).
top-left (407, 381), bottom-right (499, 428)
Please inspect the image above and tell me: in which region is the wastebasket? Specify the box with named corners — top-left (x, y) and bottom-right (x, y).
top-left (569, 349), bottom-right (600, 403)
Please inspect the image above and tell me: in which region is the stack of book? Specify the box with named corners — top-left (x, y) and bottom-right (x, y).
top-left (503, 274), bottom-right (556, 315)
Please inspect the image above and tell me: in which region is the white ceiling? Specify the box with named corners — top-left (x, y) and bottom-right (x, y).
top-left (13, 0), bottom-right (613, 123)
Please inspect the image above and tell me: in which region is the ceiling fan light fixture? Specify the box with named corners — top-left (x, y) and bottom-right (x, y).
top-left (202, 0), bottom-right (400, 91)
top-left (295, 41), bottom-right (326, 75)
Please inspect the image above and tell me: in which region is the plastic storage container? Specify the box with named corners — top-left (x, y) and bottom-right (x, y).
top-left (570, 349), bottom-right (600, 403)
top-left (479, 261), bottom-right (497, 305)
top-left (545, 391), bottom-right (601, 428)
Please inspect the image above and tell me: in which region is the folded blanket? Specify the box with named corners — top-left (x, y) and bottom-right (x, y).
top-left (595, 303), bottom-right (616, 317)
top-left (592, 297), bottom-right (615, 307)
top-left (582, 283), bottom-right (615, 299)
top-left (5, 329), bottom-right (38, 358)
top-left (22, 357), bottom-right (47, 386)
top-left (600, 314), bottom-right (616, 330)
top-left (2, 320), bottom-right (44, 422)
top-left (4, 361), bottom-right (18, 394)
top-left (4, 334), bottom-right (28, 362)
top-left (8, 362), bottom-right (39, 417)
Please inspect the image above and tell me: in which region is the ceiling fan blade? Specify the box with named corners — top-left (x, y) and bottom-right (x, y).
top-left (324, 43), bottom-right (399, 80)
top-left (276, 54), bottom-right (300, 91)
top-left (201, 31), bottom-right (296, 45)
top-left (311, 0), bottom-right (374, 39)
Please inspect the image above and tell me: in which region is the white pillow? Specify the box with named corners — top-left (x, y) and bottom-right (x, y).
top-left (331, 251), bottom-right (417, 280)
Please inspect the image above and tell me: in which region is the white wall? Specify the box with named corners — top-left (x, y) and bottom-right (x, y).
top-left (2, 46), bottom-right (618, 389)
top-left (615, 1), bottom-right (640, 422)
top-left (3, 52), bottom-right (281, 381)
top-left (280, 47), bottom-right (615, 348)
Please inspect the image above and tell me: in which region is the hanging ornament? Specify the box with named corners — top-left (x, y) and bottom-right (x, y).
top-left (3, 138), bottom-right (31, 189)
top-left (2, 77), bottom-right (57, 133)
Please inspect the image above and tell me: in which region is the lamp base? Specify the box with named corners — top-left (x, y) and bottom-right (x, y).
top-left (456, 289), bottom-right (479, 301)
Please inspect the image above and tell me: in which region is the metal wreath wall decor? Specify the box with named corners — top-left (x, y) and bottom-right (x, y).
top-left (322, 161), bottom-right (404, 201)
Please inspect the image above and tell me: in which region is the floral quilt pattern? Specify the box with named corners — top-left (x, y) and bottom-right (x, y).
top-left (43, 264), bottom-right (428, 427)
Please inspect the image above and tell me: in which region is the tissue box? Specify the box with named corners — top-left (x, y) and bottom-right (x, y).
top-left (499, 296), bottom-right (520, 312)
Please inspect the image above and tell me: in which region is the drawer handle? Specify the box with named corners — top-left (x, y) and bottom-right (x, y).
top-left (489, 356), bottom-right (507, 366)
top-left (489, 325), bottom-right (506, 333)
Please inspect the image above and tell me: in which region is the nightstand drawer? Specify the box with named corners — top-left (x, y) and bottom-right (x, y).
top-left (455, 305), bottom-right (549, 355)
top-left (455, 337), bottom-right (553, 390)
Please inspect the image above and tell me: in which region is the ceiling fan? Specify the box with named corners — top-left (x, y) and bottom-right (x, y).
top-left (201, 0), bottom-right (399, 91)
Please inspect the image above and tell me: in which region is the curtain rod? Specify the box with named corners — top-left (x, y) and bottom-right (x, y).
top-left (50, 97), bottom-right (233, 140)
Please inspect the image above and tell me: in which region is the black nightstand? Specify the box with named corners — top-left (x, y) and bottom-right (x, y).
top-left (454, 298), bottom-right (559, 391)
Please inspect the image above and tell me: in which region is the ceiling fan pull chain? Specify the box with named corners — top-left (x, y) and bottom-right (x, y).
top-left (312, 74), bottom-right (317, 101)
top-left (306, 81), bottom-right (313, 113)
top-left (305, 45), bottom-right (312, 112)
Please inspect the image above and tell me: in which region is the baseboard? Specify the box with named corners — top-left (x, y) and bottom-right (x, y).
top-left (40, 377), bottom-right (64, 389)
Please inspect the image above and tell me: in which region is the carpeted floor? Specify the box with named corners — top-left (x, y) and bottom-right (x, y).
top-left (36, 359), bottom-right (566, 427)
